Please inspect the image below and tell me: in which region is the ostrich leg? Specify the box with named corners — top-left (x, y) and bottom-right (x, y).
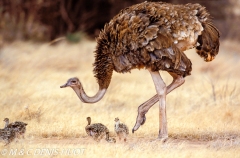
top-left (132, 72), bottom-right (184, 133)
top-left (148, 70), bottom-right (168, 139)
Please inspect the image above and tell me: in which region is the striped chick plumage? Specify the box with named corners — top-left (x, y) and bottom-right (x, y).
top-left (114, 118), bottom-right (129, 142)
top-left (85, 117), bottom-right (110, 142)
top-left (0, 128), bottom-right (16, 145)
top-left (4, 118), bottom-right (27, 139)
top-left (0, 118), bottom-right (17, 145)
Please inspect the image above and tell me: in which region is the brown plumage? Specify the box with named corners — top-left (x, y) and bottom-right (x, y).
top-left (1, 118), bottom-right (17, 145)
top-left (114, 118), bottom-right (129, 142)
top-left (61, 2), bottom-right (220, 140)
top-left (3, 118), bottom-right (28, 139)
top-left (106, 131), bottom-right (116, 143)
top-left (85, 117), bottom-right (114, 142)
top-left (0, 128), bottom-right (16, 146)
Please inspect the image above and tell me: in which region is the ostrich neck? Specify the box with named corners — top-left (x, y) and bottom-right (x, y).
top-left (4, 121), bottom-right (9, 128)
top-left (87, 119), bottom-right (91, 125)
top-left (72, 85), bottom-right (107, 103)
top-left (115, 121), bottom-right (120, 128)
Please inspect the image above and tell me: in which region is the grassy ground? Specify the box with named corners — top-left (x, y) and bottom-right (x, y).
top-left (0, 39), bottom-right (240, 157)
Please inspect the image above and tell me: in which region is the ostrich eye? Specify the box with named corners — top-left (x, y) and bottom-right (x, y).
top-left (71, 80), bottom-right (77, 83)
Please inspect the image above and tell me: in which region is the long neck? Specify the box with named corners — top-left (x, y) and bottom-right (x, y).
top-left (75, 37), bottom-right (113, 103)
top-left (72, 85), bottom-right (107, 103)
top-left (4, 120), bottom-right (9, 128)
top-left (115, 121), bottom-right (120, 128)
top-left (87, 118), bottom-right (91, 125)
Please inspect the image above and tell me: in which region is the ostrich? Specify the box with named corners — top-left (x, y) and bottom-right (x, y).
top-left (60, 2), bottom-right (220, 140)
top-left (114, 117), bottom-right (129, 142)
top-left (1, 118), bottom-right (16, 145)
top-left (85, 117), bottom-right (111, 142)
top-left (3, 118), bottom-right (28, 139)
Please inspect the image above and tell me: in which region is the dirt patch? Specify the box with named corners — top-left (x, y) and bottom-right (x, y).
top-left (26, 136), bottom-right (240, 149)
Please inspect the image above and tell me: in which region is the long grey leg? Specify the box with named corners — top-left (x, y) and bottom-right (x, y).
top-left (132, 72), bottom-right (185, 133)
top-left (148, 69), bottom-right (168, 138)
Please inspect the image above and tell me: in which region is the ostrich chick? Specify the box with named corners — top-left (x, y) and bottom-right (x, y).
top-left (114, 117), bottom-right (129, 142)
top-left (85, 117), bottom-right (109, 142)
top-left (4, 118), bottom-right (28, 139)
top-left (0, 118), bottom-right (16, 145)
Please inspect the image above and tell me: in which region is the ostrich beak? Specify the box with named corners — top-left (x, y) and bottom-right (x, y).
top-left (60, 83), bottom-right (68, 88)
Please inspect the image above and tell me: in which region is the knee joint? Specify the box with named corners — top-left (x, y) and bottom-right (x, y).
top-left (176, 76), bottom-right (185, 85)
top-left (156, 86), bottom-right (167, 96)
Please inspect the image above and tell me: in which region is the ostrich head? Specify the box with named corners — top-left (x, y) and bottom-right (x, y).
top-left (3, 118), bottom-right (9, 123)
top-left (60, 77), bottom-right (80, 88)
top-left (86, 117), bottom-right (91, 125)
top-left (114, 117), bottom-right (119, 122)
top-left (3, 118), bottom-right (9, 128)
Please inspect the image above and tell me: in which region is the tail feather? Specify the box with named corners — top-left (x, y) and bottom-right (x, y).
top-left (196, 22), bottom-right (220, 62)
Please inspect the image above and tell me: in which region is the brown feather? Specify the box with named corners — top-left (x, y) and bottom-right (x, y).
top-left (196, 24), bottom-right (220, 62)
top-left (93, 1), bottom-right (220, 89)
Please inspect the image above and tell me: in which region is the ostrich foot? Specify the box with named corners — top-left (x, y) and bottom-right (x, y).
top-left (158, 136), bottom-right (168, 143)
top-left (150, 136), bottom-right (168, 143)
top-left (132, 115), bottom-right (146, 133)
top-left (158, 129), bottom-right (168, 142)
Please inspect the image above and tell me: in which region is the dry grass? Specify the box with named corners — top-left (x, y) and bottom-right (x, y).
top-left (0, 39), bottom-right (240, 157)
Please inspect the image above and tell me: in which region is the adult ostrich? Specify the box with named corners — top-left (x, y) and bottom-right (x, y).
top-left (60, 2), bottom-right (220, 140)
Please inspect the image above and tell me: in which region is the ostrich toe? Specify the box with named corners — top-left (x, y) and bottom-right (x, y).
top-left (132, 115), bottom-right (146, 133)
